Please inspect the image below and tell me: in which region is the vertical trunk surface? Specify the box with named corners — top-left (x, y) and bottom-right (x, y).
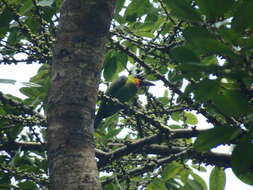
top-left (47, 0), bottom-right (115, 189)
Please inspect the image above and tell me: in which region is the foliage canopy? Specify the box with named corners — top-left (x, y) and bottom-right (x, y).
top-left (0, 0), bottom-right (253, 189)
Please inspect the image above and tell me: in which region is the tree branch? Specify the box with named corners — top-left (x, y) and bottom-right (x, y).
top-left (0, 133), bottom-right (232, 173)
top-left (142, 144), bottom-right (231, 168)
top-left (0, 164), bottom-right (48, 188)
top-left (0, 91), bottom-right (45, 119)
top-left (0, 127), bottom-right (208, 153)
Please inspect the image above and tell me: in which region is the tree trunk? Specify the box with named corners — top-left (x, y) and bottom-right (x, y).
top-left (47, 0), bottom-right (115, 189)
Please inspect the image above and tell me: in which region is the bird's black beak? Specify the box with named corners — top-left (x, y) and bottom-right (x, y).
top-left (140, 80), bottom-right (155, 87)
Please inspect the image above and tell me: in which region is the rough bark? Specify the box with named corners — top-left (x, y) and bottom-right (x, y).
top-left (47, 0), bottom-right (115, 189)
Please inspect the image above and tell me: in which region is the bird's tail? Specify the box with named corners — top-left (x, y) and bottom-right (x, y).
top-left (94, 116), bottom-right (102, 129)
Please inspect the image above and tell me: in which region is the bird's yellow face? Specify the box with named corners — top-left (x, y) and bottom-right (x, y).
top-left (128, 76), bottom-right (141, 88)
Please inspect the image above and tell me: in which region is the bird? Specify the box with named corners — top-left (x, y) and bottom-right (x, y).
top-left (94, 75), bottom-right (154, 129)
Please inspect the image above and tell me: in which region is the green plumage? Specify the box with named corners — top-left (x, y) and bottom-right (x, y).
top-left (94, 76), bottom-right (139, 128)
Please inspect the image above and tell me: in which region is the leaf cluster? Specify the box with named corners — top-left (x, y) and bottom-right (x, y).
top-left (0, 0), bottom-right (253, 189)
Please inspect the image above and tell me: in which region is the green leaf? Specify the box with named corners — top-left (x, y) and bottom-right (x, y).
top-left (9, 124), bottom-right (23, 139)
top-left (18, 181), bottom-right (37, 189)
top-left (97, 114), bottom-right (122, 143)
top-left (170, 111), bottom-right (197, 125)
top-left (201, 56), bottom-right (218, 66)
top-left (209, 167), bottom-right (226, 190)
top-left (184, 112), bottom-right (198, 125)
top-left (158, 89), bottom-right (169, 104)
top-left (124, 0), bottom-right (152, 22)
top-left (20, 65), bottom-right (49, 108)
top-left (55, 0), bottom-right (63, 8)
top-left (162, 162), bottom-right (184, 180)
top-left (25, 15), bottom-right (40, 33)
top-left (134, 31), bottom-right (154, 38)
top-left (163, 89), bottom-right (169, 97)
top-left (131, 13), bottom-right (161, 38)
top-left (171, 112), bottom-right (181, 122)
top-left (231, 135), bottom-right (253, 185)
top-left (183, 26), bottom-right (232, 56)
top-left (101, 114), bottom-right (119, 129)
top-left (10, 153), bottom-right (35, 169)
top-left (0, 79), bottom-right (16, 85)
top-left (19, 0), bottom-right (33, 15)
top-left (158, 97), bottom-right (169, 105)
top-left (186, 79), bottom-right (253, 118)
top-left (195, 0), bottom-right (235, 21)
top-left (167, 70), bottom-right (183, 86)
top-left (116, 52), bottom-right (128, 72)
top-left (157, 89), bottom-right (170, 105)
top-left (232, 0), bottom-right (253, 32)
top-left (164, 0), bottom-right (201, 22)
top-left (191, 173), bottom-right (208, 190)
top-left (194, 125), bottom-right (241, 152)
top-left (212, 89), bottom-right (252, 117)
top-left (165, 179), bottom-right (183, 190)
top-left (218, 27), bottom-right (240, 46)
top-left (0, 162), bottom-right (11, 185)
top-left (167, 124), bottom-right (182, 129)
top-left (7, 28), bottom-right (21, 45)
top-left (191, 165), bottom-right (207, 172)
top-left (104, 183), bottom-right (121, 190)
top-left (177, 62), bottom-right (219, 80)
top-left (103, 51), bottom-right (128, 82)
top-left (170, 46), bottom-right (200, 63)
top-left (0, 184), bottom-right (17, 190)
top-left (0, 8), bottom-right (13, 38)
top-left (0, 106), bottom-right (6, 115)
top-left (114, 0), bottom-right (125, 15)
top-left (103, 52), bottom-right (118, 81)
top-left (183, 179), bottom-right (203, 190)
top-left (180, 170), bottom-right (190, 183)
top-left (147, 178), bottom-right (167, 190)
top-left (106, 116), bottom-right (121, 135)
top-left (20, 86), bottom-right (45, 106)
top-left (190, 79), bottom-right (219, 101)
top-left (37, 0), bottom-right (54, 7)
